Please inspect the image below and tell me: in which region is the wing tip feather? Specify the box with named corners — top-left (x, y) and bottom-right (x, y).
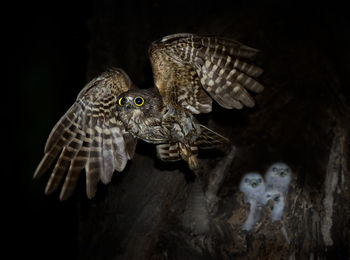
top-left (33, 153), bottom-right (52, 179)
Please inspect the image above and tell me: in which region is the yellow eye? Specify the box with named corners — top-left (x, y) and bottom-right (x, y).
top-left (134, 96), bottom-right (144, 106)
top-left (118, 97), bottom-right (126, 106)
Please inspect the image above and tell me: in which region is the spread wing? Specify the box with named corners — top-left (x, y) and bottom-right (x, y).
top-left (149, 33), bottom-right (264, 113)
top-left (34, 68), bottom-right (137, 200)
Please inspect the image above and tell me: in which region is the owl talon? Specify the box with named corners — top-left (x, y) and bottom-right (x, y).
top-left (188, 155), bottom-right (199, 171)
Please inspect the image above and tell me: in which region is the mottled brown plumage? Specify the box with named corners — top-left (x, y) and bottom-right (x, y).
top-left (34, 69), bottom-right (137, 200)
top-left (34, 33), bottom-right (264, 200)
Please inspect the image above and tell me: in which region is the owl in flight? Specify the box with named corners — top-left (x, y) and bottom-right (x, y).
top-left (34, 33), bottom-right (264, 200)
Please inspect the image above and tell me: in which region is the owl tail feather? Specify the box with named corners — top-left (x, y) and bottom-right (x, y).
top-left (156, 142), bottom-right (199, 170)
top-left (195, 124), bottom-right (231, 149)
top-left (156, 126), bottom-right (229, 170)
top-left (156, 142), bottom-right (182, 162)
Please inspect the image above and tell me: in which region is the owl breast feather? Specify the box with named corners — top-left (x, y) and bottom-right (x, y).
top-left (122, 111), bottom-right (168, 144)
top-left (121, 106), bottom-right (200, 145)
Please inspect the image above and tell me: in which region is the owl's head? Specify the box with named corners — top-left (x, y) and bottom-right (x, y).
top-left (265, 162), bottom-right (291, 180)
top-left (264, 189), bottom-right (283, 205)
top-left (240, 172), bottom-right (264, 188)
top-left (239, 172), bottom-right (265, 198)
top-left (264, 162), bottom-right (292, 193)
top-left (116, 88), bottom-right (163, 118)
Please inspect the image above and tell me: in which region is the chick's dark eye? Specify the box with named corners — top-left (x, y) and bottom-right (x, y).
top-left (118, 97), bottom-right (126, 106)
top-left (134, 96), bottom-right (144, 106)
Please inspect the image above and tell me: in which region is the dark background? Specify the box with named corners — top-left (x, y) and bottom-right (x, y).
top-left (5, 1), bottom-right (350, 259)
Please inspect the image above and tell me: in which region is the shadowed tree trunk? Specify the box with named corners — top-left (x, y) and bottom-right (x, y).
top-left (77, 2), bottom-right (350, 259)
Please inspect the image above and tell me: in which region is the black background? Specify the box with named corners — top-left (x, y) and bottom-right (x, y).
top-left (6, 2), bottom-right (89, 259)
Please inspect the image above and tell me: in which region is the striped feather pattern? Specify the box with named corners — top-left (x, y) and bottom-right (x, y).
top-left (149, 33), bottom-right (264, 111)
top-left (156, 142), bottom-right (181, 161)
top-left (156, 142), bottom-right (199, 170)
top-left (171, 65), bottom-right (212, 114)
top-left (34, 68), bottom-right (136, 200)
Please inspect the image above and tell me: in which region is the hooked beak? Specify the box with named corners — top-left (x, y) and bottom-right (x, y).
top-left (251, 180), bottom-right (258, 188)
top-left (273, 194), bottom-right (281, 202)
top-left (125, 102), bottom-right (132, 109)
